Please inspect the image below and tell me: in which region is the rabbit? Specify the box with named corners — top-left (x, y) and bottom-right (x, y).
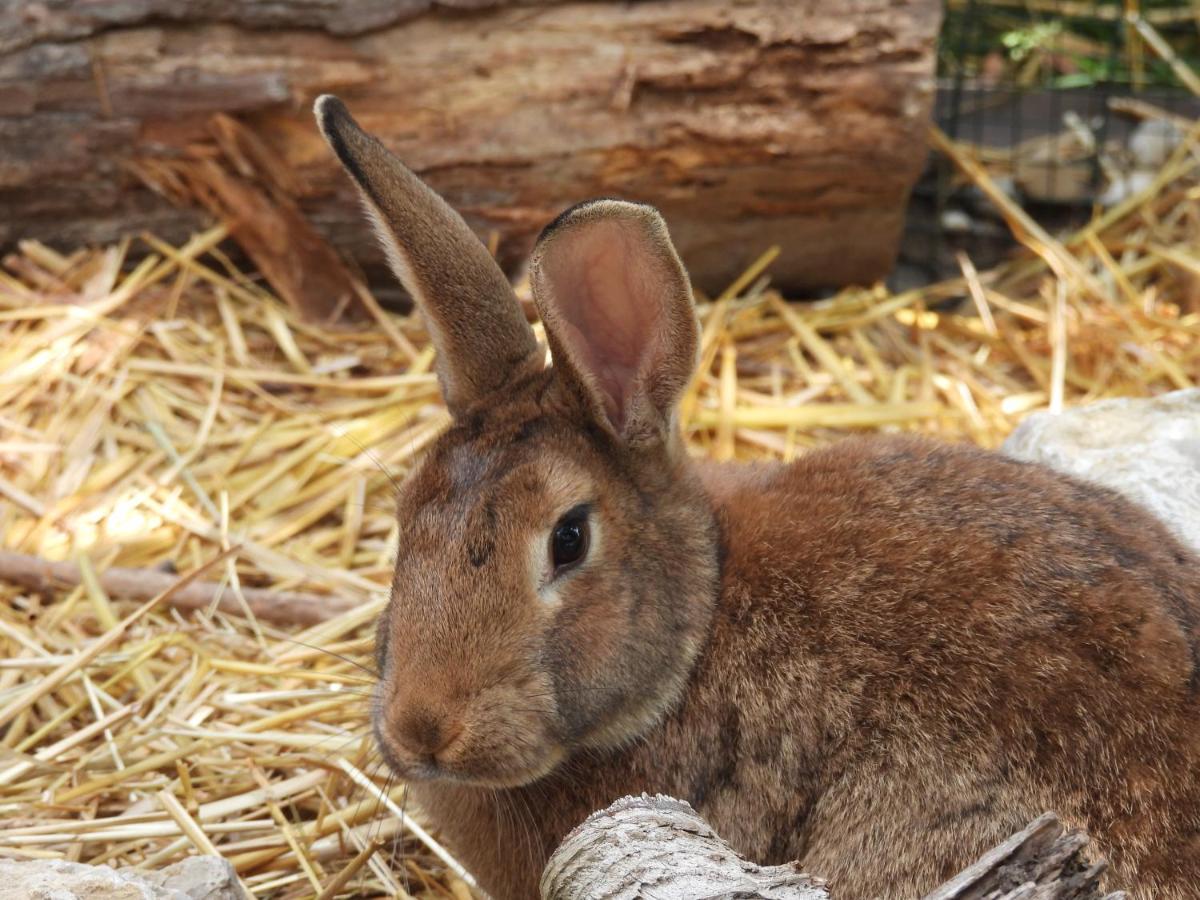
top-left (314, 94), bottom-right (1200, 900)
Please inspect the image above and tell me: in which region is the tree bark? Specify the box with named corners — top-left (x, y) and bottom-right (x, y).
top-left (540, 796), bottom-right (1127, 900)
top-left (0, 0), bottom-right (941, 307)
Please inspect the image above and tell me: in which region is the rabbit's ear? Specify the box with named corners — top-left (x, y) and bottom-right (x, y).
top-left (530, 200), bottom-right (699, 445)
top-left (315, 96), bottom-right (540, 415)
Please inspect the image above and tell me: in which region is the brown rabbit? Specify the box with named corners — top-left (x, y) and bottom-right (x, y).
top-left (314, 95), bottom-right (1200, 900)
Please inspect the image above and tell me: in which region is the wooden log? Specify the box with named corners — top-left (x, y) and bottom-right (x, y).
top-left (540, 796), bottom-right (1127, 900)
top-left (0, 0), bottom-right (942, 306)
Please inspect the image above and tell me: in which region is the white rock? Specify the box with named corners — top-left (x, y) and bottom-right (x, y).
top-left (136, 859), bottom-right (242, 900)
top-left (0, 858), bottom-right (242, 900)
top-left (1129, 118), bottom-right (1183, 170)
top-left (1002, 389), bottom-right (1200, 553)
top-left (1099, 169), bottom-right (1156, 208)
top-left (938, 208), bottom-right (973, 233)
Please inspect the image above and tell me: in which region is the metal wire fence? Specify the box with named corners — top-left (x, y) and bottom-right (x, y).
top-left (898, 0), bottom-right (1200, 288)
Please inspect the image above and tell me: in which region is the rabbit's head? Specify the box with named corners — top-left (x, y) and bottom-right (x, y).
top-left (316, 97), bottom-right (721, 788)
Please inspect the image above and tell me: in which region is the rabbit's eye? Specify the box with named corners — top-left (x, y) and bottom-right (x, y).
top-left (550, 505), bottom-right (590, 573)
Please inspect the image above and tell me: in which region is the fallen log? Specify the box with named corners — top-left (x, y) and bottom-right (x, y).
top-left (0, 0), bottom-right (942, 308)
top-left (540, 796), bottom-right (1125, 900)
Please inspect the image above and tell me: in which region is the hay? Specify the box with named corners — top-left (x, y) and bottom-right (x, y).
top-left (0, 117), bottom-right (1197, 897)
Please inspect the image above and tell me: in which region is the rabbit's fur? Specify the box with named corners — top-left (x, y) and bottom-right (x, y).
top-left (316, 96), bottom-right (1200, 899)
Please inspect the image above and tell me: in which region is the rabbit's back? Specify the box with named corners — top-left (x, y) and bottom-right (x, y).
top-left (694, 434), bottom-right (1200, 898)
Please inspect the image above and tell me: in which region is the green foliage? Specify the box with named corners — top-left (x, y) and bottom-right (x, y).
top-left (1001, 21), bottom-right (1063, 63)
top-left (940, 0), bottom-right (1200, 89)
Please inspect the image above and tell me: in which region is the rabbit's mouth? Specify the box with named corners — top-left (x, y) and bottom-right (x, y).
top-left (440, 744), bottom-right (567, 789)
top-left (373, 716), bottom-right (566, 788)
top-left (371, 681), bottom-right (568, 789)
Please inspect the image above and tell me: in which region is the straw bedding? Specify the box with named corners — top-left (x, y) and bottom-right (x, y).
top-left (0, 121), bottom-right (1197, 898)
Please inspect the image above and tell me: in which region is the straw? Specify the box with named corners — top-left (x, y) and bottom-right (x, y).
top-left (0, 108), bottom-right (1197, 897)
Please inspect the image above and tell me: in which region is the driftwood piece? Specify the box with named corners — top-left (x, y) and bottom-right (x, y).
top-left (540, 796), bottom-right (1126, 900)
top-left (924, 812), bottom-right (1124, 900)
top-left (0, 0), bottom-right (942, 300)
top-left (541, 795), bottom-right (829, 900)
top-left (0, 549), bottom-right (359, 625)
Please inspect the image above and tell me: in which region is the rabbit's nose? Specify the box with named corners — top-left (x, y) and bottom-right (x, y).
top-left (394, 707), bottom-right (463, 761)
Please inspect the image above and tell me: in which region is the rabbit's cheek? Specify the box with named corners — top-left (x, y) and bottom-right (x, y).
top-left (561, 567), bottom-right (629, 659)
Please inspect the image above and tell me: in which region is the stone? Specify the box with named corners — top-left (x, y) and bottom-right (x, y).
top-left (136, 859), bottom-right (242, 900)
top-left (1129, 118), bottom-right (1184, 170)
top-left (1002, 389), bottom-right (1200, 553)
top-left (0, 858), bottom-right (242, 900)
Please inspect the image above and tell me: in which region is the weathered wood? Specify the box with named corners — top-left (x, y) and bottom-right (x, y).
top-left (540, 795), bottom-right (829, 900)
top-left (0, 0), bottom-right (941, 300)
top-left (922, 813), bottom-right (1124, 900)
top-left (137, 114), bottom-right (367, 320)
top-left (0, 549), bottom-right (358, 625)
top-left (540, 797), bottom-right (1127, 900)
